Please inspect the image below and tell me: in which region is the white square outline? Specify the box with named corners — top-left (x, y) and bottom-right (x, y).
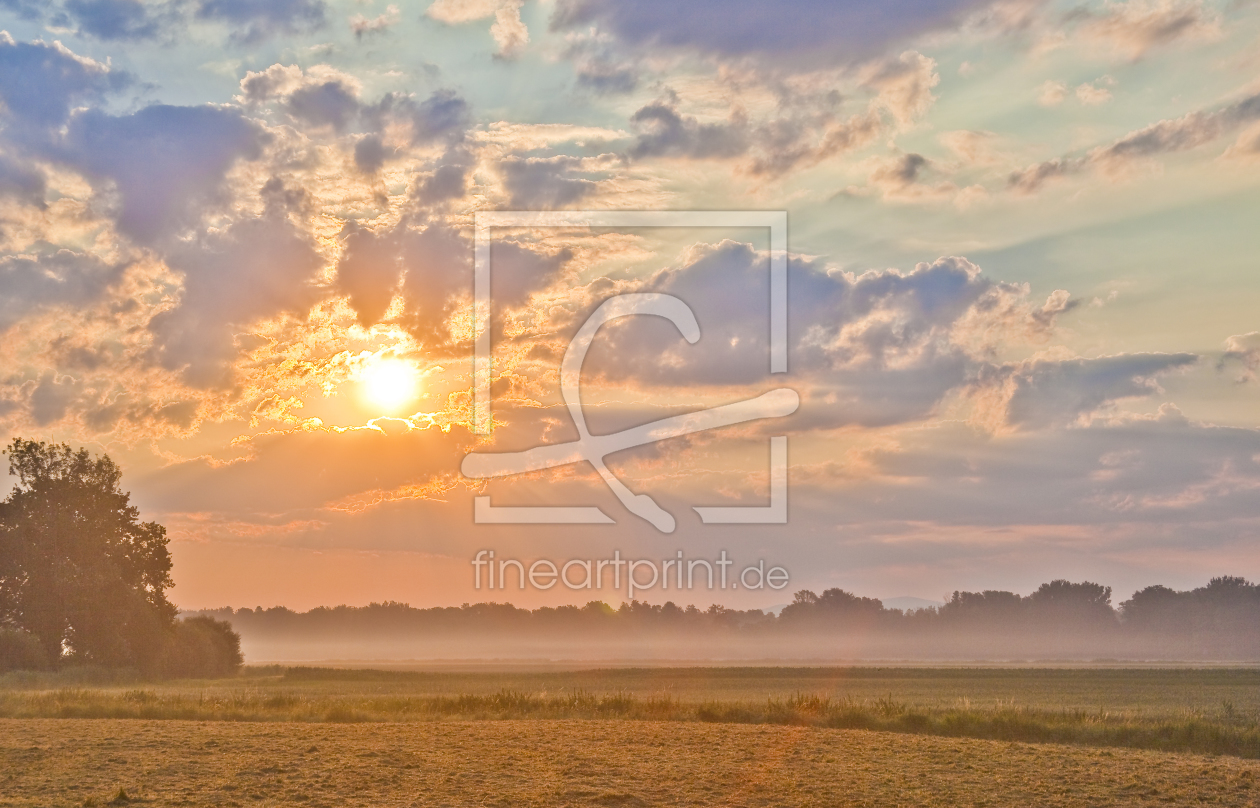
top-left (472, 210), bottom-right (788, 525)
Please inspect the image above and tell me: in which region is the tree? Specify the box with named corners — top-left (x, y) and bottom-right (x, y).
top-left (0, 439), bottom-right (175, 668)
top-left (1026, 580), bottom-right (1115, 628)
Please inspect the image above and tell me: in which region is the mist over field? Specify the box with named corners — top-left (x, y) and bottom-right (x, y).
top-left (188, 576), bottom-right (1260, 664)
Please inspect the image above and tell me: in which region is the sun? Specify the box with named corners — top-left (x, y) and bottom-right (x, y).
top-left (359, 359), bottom-right (420, 413)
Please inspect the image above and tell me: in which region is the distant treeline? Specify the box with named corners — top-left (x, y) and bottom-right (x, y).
top-left (190, 576), bottom-right (1260, 662)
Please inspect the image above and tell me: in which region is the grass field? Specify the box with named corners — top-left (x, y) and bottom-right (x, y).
top-left (4, 718), bottom-right (1260, 807)
top-left (3, 666), bottom-right (1260, 806)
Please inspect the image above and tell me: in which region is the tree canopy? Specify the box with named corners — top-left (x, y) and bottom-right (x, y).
top-left (0, 438), bottom-right (239, 676)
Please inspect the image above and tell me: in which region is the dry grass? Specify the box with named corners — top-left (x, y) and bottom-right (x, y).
top-left (1, 687), bottom-right (1258, 759)
top-left (3, 667), bottom-right (1259, 759)
top-left (3, 717), bottom-right (1259, 807)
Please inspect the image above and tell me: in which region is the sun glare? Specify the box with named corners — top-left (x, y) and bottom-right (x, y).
top-left (360, 359), bottom-right (420, 413)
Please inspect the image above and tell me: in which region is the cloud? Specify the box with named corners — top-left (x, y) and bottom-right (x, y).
top-left (147, 180), bottom-right (325, 387)
top-left (0, 0), bottom-right (44, 20)
top-left (1220, 332), bottom-right (1260, 383)
top-left (628, 100), bottom-right (750, 161)
top-left (0, 151), bottom-right (46, 206)
top-left (977, 353), bottom-right (1198, 429)
top-left (563, 31), bottom-right (638, 94)
top-left (1009, 88), bottom-right (1260, 192)
top-left (1038, 80), bottom-right (1067, 106)
top-left (138, 421), bottom-right (474, 516)
top-left (1075, 77), bottom-right (1114, 105)
top-left (237, 65), bottom-right (472, 184)
top-left (550, 0), bottom-right (997, 68)
top-left (626, 52), bottom-right (936, 176)
top-left (239, 64), bottom-right (361, 131)
top-left (334, 219), bottom-right (572, 347)
top-left (806, 411), bottom-right (1260, 531)
top-left (28, 370), bottom-right (79, 426)
top-left (1068, 0), bottom-right (1219, 59)
top-left (556, 243), bottom-right (1079, 433)
top-left (286, 77), bottom-right (361, 131)
top-left (195, 0), bottom-right (327, 43)
top-left (426, 0), bottom-right (529, 58)
top-left (426, 0), bottom-right (502, 24)
top-left (939, 130), bottom-right (998, 164)
top-left (865, 152), bottom-right (962, 202)
top-left (1224, 123), bottom-right (1260, 160)
top-left (58, 104), bottom-right (267, 243)
top-left (240, 65), bottom-right (470, 153)
top-left (61, 0), bottom-right (170, 41)
top-left (401, 89), bottom-right (472, 144)
top-left (490, 0), bottom-right (528, 58)
top-left (413, 146), bottom-right (473, 202)
top-left (0, 249), bottom-right (126, 333)
top-left (350, 4), bottom-right (398, 39)
top-left (0, 36), bottom-right (129, 133)
top-left (499, 154), bottom-right (607, 209)
top-left (353, 134), bottom-right (389, 173)
top-left (335, 220), bottom-right (405, 327)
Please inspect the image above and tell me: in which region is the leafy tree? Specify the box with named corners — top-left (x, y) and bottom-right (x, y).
top-left (1026, 580), bottom-right (1115, 625)
top-left (160, 616), bottom-right (244, 678)
top-left (779, 588), bottom-right (886, 626)
top-left (939, 589), bottom-right (1025, 626)
top-left (0, 439), bottom-right (175, 668)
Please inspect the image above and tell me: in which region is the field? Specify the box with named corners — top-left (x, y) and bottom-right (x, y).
top-left (3, 667), bottom-right (1260, 806)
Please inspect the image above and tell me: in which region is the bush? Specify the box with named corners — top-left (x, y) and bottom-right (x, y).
top-left (0, 628), bottom-right (50, 672)
top-left (157, 616), bottom-right (243, 678)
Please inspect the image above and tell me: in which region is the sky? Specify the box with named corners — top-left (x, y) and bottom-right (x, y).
top-left (1, 0), bottom-right (1259, 611)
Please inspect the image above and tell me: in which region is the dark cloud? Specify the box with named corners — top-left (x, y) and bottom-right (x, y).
top-left (0, 249), bottom-right (126, 333)
top-left (148, 181), bottom-right (325, 387)
top-left (563, 35), bottom-right (638, 94)
top-left (629, 101), bottom-right (749, 161)
top-left (62, 0), bottom-right (168, 41)
top-left (415, 159), bottom-right (470, 204)
top-left (353, 134), bottom-right (388, 173)
top-left (584, 244), bottom-right (1014, 386)
top-left (992, 353), bottom-right (1198, 429)
top-left (335, 220), bottom-right (404, 327)
top-left (391, 89), bottom-right (471, 145)
top-left (240, 67), bottom-right (470, 150)
top-left (335, 221), bottom-right (570, 344)
top-left (625, 51), bottom-right (934, 175)
top-left (0, 37), bottom-right (130, 132)
top-left (567, 244), bottom-right (1070, 432)
top-left (286, 78), bottom-right (360, 130)
top-left (60, 104), bottom-right (267, 243)
top-left (551, 0), bottom-right (994, 67)
top-left (0, 0), bottom-right (44, 20)
top-left (29, 371), bottom-right (79, 426)
top-left (47, 336), bottom-right (113, 371)
top-left (196, 0), bottom-right (326, 44)
top-left (499, 155), bottom-right (602, 209)
top-left (0, 152), bottom-right (46, 207)
top-left (575, 58), bottom-right (638, 94)
top-left (875, 153), bottom-right (930, 185)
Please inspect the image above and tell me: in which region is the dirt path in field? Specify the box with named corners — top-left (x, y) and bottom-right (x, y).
top-left (2, 718), bottom-right (1257, 807)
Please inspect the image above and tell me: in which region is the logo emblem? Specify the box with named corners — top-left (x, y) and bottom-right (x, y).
top-left (463, 211), bottom-right (793, 533)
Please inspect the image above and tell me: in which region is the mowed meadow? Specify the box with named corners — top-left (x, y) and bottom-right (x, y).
top-left (4, 666), bottom-right (1260, 807)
